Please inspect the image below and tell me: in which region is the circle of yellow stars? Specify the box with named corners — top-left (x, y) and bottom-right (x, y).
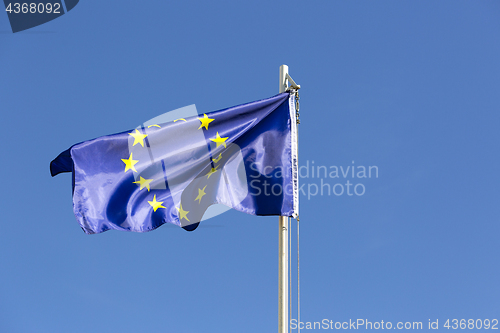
top-left (120, 114), bottom-right (229, 223)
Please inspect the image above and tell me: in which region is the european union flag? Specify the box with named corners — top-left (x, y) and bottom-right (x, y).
top-left (51, 92), bottom-right (298, 233)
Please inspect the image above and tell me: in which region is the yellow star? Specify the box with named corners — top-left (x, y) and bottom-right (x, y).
top-left (128, 129), bottom-right (148, 147)
top-left (177, 203), bottom-right (190, 222)
top-left (148, 195), bottom-right (165, 212)
top-left (133, 176), bottom-right (153, 191)
top-left (210, 132), bottom-right (228, 148)
top-left (206, 165), bottom-right (219, 179)
top-left (213, 153), bottom-right (222, 163)
top-left (198, 114), bottom-right (214, 130)
top-left (121, 153), bottom-right (139, 173)
top-left (195, 185), bottom-right (207, 204)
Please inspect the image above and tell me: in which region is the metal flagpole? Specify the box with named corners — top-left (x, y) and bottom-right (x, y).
top-left (279, 64), bottom-right (289, 333)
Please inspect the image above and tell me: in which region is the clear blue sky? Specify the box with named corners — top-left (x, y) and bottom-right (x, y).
top-left (1, 1), bottom-right (499, 332)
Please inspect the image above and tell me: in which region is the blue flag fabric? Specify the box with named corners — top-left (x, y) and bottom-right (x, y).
top-left (51, 92), bottom-right (298, 233)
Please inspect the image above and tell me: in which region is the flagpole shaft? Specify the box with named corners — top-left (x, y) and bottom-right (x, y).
top-left (279, 64), bottom-right (289, 333)
top-left (279, 216), bottom-right (289, 333)
top-left (279, 64), bottom-right (288, 94)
